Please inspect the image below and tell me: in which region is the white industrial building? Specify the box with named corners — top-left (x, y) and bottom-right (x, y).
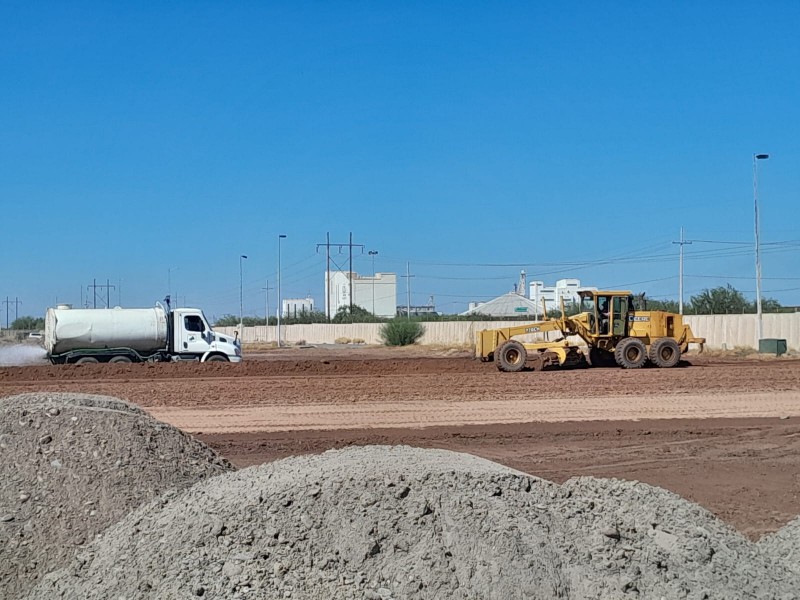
top-left (281, 296), bottom-right (314, 318)
top-left (325, 271), bottom-right (397, 318)
top-left (529, 278), bottom-right (596, 316)
top-left (462, 273), bottom-right (596, 319)
top-left (460, 292), bottom-right (543, 318)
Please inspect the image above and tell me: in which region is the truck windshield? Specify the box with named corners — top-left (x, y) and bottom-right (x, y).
top-left (579, 296), bottom-right (595, 313)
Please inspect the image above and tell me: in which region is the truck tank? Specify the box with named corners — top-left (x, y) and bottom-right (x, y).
top-left (45, 306), bottom-right (169, 356)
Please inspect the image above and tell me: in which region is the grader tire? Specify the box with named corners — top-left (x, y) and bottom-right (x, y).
top-left (495, 340), bottom-right (527, 373)
top-left (649, 338), bottom-right (681, 368)
top-left (614, 338), bottom-right (647, 369)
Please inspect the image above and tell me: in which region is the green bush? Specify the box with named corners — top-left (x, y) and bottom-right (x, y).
top-left (379, 319), bottom-right (425, 346)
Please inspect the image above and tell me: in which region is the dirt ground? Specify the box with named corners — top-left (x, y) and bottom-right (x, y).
top-left (1, 348), bottom-right (799, 539)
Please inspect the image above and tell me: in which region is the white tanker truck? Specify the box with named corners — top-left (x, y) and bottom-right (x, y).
top-left (44, 302), bottom-right (241, 364)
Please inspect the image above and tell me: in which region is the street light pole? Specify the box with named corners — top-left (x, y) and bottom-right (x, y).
top-left (277, 235), bottom-right (287, 347)
top-left (753, 153), bottom-right (769, 345)
top-left (239, 255), bottom-right (248, 332)
top-left (368, 250), bottom-right (378, 315)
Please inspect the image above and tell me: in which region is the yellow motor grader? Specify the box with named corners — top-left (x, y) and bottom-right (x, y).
top-left (476, 290), bottom-right (705, 372)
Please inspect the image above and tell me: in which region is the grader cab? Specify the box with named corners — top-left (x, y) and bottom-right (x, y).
top-left (476, 290), bottom-right (705, 372)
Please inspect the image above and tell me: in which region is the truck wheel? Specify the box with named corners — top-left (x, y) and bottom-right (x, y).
top-left (649, 338), bottom-right (681, 368)
top-left (495, 340), bottom-right (527, 373)
top-left (614, 338), bottom-right (647, 369)
top-left (109, 356), bottom-right (133, 364)
top-left (206, 355), bottom-right (229, 363)
top-left (74, 357), bottom-right (99, 365)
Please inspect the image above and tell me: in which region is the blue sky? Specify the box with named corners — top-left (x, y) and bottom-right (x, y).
top-left (1, 1), bottom-right (798, 321)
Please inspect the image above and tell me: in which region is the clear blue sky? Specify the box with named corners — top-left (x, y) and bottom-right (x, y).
top-left (2, 1), bottom-right (798, 321)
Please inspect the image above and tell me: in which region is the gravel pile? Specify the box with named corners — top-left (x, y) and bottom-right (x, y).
top-left (0, 392), bottom-right (233, 598)
top-left (29, 445), bottom-right (799, 599)
top-left (759, 516), bottom-right (800, 577)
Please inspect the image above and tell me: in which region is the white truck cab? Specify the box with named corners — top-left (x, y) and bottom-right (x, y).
top-left (173, 308), bottom-right (242, 363)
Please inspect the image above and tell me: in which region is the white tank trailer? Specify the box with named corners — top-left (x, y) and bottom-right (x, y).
top-left (44, 304), bottom-right (242, 364)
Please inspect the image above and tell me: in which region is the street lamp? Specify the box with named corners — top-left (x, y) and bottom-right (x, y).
top-left (368, 250), bottom-right (378, 315)
top-left (239, 255), bottom-right (248, 332)
top-left (753, 153), bottom-right (769, 346)
top-left (277, 235), bottom-right (287, 347)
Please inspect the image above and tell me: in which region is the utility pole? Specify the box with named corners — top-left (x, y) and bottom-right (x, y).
top-left (402, 262), bottom-right (415, 318)
top-left (672, 226), bottom-right (692, 315)
top-left (349, 232), bottom-right (354, 313)
top-left (87, 279), bottom-right (115, 308)
top-left (3, 297), bottom-right (22, 328)
top-left (316, 232), bottom-right (364, 320)
top-left (368, 250), bottom-right (378, 315)
top-left (262, 279), bottom-right (273, 325)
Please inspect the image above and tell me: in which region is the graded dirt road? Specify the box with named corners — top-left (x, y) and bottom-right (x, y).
top-left (1, 350), bottom-right (799, 538)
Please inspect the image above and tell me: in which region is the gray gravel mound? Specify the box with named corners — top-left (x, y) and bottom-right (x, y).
top-left (0, 392), bottom-right (234, 598)
top-left (29, 445), bottom-right (798, 599)
top-left (759, 516), bottom-right (800, 577)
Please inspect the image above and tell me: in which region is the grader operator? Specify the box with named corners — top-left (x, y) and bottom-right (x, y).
top-left (476, 290), bottom-right (705, 372)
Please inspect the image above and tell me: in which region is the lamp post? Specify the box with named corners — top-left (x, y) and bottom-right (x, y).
top-left (368, 250), bottom-right (378, 315)
top-left (239, 255), bottom-right (247, 332)
top-left (753, 153), bottom-right (769, 345)
top-left (277, 235), bottom-right (287, 347)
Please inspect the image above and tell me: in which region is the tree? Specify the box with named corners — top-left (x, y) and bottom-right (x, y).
top-left (643, 299), bottom-right (680, 313)
top-left (214, 314), bottom-right (240, 327)
top-left (11, 316), bottom-right (45, 330)
top-left (690, 285), bottom-right (751, 314)
top-left (331, 305), bottom-right (384, 324)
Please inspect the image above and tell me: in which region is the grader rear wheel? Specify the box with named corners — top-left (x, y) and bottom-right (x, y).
top-left (614, 338), bottom-right (647, 369)
top-left (649, 338), bottom-right (681, 368)
top-left (495, 340), bottom-right (527, 372)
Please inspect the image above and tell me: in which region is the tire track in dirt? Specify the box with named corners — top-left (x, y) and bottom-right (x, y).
top-left (147, 391), bottom-right (800, 433)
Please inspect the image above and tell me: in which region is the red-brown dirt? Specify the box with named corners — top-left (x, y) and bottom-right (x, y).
top-left (2, 351), bottom-right (799, 538)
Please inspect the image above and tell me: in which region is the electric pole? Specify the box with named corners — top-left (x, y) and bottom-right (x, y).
top-left (87, 279), bottom-right (115, 308)
top-left (263, 279), bottom-right (274, 325)
top-left (402, 262), bottom-right (415, 318)
top-left (672, 227), bottom-right (692, 314)
top-left (316, 232), bottom-right (364, 320)
top-left (3, 297), bottom-right (22, 328)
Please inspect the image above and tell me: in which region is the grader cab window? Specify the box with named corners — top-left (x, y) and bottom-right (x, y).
top-left (612, 296), bottom-right (629, 336)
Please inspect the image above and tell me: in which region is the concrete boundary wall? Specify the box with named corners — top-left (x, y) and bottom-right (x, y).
top-left (220, 313), bottom-right (800, 351)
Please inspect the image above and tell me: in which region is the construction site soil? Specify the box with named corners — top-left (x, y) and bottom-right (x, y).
top-left (2, 350), bottom-right (799, 540)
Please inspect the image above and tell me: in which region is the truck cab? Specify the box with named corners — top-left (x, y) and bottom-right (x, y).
top-left (171, 308), bottom-right (242, 363)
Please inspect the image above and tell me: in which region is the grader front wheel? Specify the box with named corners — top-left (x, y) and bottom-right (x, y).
top-left (495, 340), bottom-right (527, 372)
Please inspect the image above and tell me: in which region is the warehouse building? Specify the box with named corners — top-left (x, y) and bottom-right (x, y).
top-left (325, 271), bottom-right (397, 319)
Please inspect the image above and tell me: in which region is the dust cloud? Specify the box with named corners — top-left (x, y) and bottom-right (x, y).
top-left (0, 344), bottom-right (48, 366)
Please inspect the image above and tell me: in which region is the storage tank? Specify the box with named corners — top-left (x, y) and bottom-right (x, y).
top-left (45, 306), bottom-right (169, 356)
